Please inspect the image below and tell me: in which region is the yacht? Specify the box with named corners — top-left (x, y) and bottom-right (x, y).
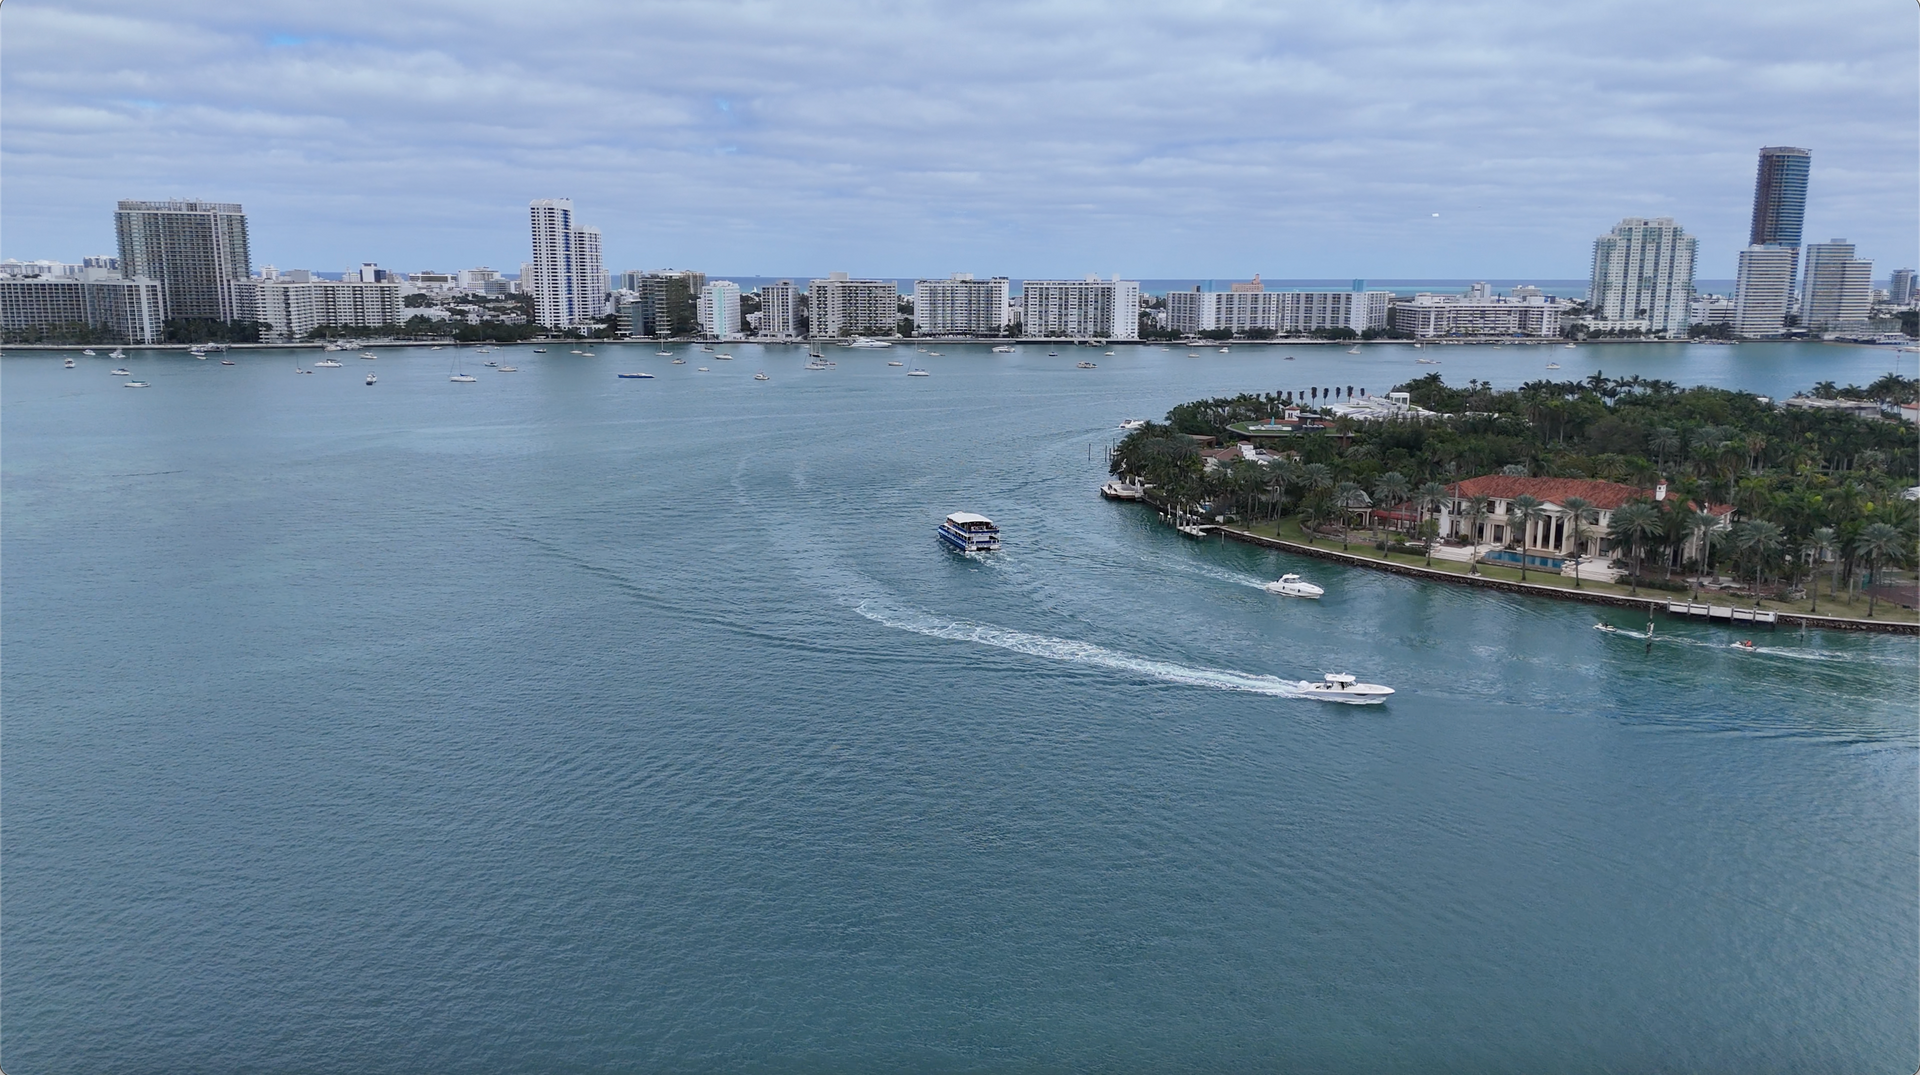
top-left (992, 345), bottom-right (1015, 353)
top-left (886, 360), bottom-right (905, 366)
top-left (1218, 347), bottom-right (1230, 353)
top-left (123, 380), bottom-right (151, 388)
top-left (111, 367), bottom-right (132, 376)
top-left (365, 372), bottom-right (377, 385)
top-left (83, 348), bottom-right (97, 356)
top-left (672, 358), bottom-right (686, 364)
top-left (753, 372), bottom-right (770, 381)
top-left (450, 373), bottom-right (477, 383)
top-left (848, 337), bottom-right (892, 349)
top-left (315, 358), bottom-right (343, 368)
top-left (359, 352), bottom-right (377, 360)
top-left (1296, 673), bottom-right (1393, 701)
top-left (1076, 361), bottom-right (1098, 369)
top-left (906, 368), bottom-right (930, 377)
top-left (937, 512), bottom-right (1001, 553)
top-left (805, 358), bottom-right (830, 371)
top-left (64, 357), bottom-right (75, 368)
top-left (1263, 573), bottom-right (1325, 599)
top-left (617, 372), bottom-right (655, 379)
top-left (714, 353), bottom-right (732, 360)
top-left (1118, 418), bottom-right (1147, 430)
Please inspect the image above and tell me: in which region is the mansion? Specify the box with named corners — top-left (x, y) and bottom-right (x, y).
top-left (1434, 475), bottom-right (1733, 563)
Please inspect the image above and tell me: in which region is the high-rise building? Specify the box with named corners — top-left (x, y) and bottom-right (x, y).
top-left (528, 199), bottom-right (606, 329)
top-left (0, 274), bottom-right (166, 343)
top-left (1747, 147), bottom-right (1811, 301)
top-left (114, 199), bottom-right (252, 322)
top-left (697, 280), bottom-right (742, 338)
top-left (1799, 240), bottom-right (1874, 332)
top-left (912, 274), bottom-right (1010, 336)
top-left (1390, 291), bottom-right (1562, 338)
top-left (1020, 277), bottom-right (1141, 340)
top-left (1732, 245), bottom-right (1796, 337)
top-left (807, 273), bottom-right (898, 337)
top-left (758, 280), bottom-right (801, 338)
top-left (228, 278), bottom-right (403, 341)
top-left (1588, 217), bottom-right (1696, 336)
top-left (1889, 268), bottom-right (1915, 306)
top-left (1165, 286), bottom-right (1391, 335)
top-left (616, 270), bottom-right (704, 337)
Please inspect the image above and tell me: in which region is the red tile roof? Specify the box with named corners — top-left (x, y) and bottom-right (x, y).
top-left (1444, 475), bottom-right (1645, 510)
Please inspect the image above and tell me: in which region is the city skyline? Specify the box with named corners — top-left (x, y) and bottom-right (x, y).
top-left (4, 1), bottom-right (1914, 279)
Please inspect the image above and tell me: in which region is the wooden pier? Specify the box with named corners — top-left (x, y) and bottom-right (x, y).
top-left (1665, 601), bottom-right (1779, 628)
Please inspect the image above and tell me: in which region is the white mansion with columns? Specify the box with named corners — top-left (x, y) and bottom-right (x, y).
top-left (1435, 475), bottom-right (1732, 562)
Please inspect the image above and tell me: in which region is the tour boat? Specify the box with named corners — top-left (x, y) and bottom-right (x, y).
top-left (111, 367), bottom-right (132, 376)
top-left (1118, 418), bottom-right (1147, 429)
top-left (887, 360), bottom-right (904, 366)
top-left (365, 372), bottom-right (377, 385)
top-left (616, 372), bottom-right (655, 379)
top-left (937, 512), bottom-right (1001, 553)
top-left (992, 345), bottom-right (1015, 353)
top-left (450, 373), bottom-right (477, 383)
top-left (315, 359), bottom-right (342, 368)
top-left (1263, 573), bottom-right (1325, 599)
top-left (64, 357), bottom-right (75, 368)
top-left (906, 368), bottom-right (930, 377)
top-left (754, 372), bottom-right (770, 381)
top-left (1076, 361), bottom-right (1098, 369)
top-left (1296, 673), bottom-right (1392, 701)
top-left (83, 348), bottom-right (97, 356)
top-left (123, 380), bottom-right (151, 388)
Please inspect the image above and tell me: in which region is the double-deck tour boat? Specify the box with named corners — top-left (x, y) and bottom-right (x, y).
top-left (937, 512), bottom-right (1001, 553)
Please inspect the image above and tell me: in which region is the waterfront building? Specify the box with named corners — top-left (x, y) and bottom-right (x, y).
top-left (1165, 284), bottom-right (1391, 336)
top-left (1688, 294), bottom-right (1736, 327)
top-left (114, 198), bottom-right (252, 322)
top-left (1891, 268), bottom-right (1916, 306)
top-left (528, 199), bottom-right (606, 329)
top-left (227, 278), bottom-right (403, 341)
top-left (1437, 475), bottom-right (1731, 565)
top-left (0, 272), bottom-right (166, 343)
top-left (758, 280), bottom-right (801, 338)
top-left (1020, 276), bottom-right (1141, 340)
top-left (1390, 288), bottom-right (1562, 338)
top-left (808, 273), bottom-right (898, 337)
top-left (1800, 240), bottom-right (1874, 333)
top-left (1588, 217), bottom-right (1696, 336)
top-left (1748, 146), bottom-right (1811, 301)
top-left (617, 270), bottom-right (705, 337)
top-left (697, 280), bottom-right (743, 338)
top-left (913, 274), bottom-right (1010, 336)
top-left (1733, 245), bottom-right (1796, 338)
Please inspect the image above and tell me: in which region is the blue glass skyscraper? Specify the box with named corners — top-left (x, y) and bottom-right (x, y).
top-left (1747, 146), bottom-right (1811, 299)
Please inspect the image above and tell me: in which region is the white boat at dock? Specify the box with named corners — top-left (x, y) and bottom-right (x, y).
top-left (1296, 673), bottom-right (1392, 701)
top-left (1100, 480), bottom-right (1145, 500)
top-left (937, 512), bottom-right (1000, 552)
top-left (1263, 573), bottom-right (1324, 599)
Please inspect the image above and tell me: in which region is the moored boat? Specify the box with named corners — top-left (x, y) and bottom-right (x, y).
top-left (937, 512), bottom-right (1001, 552)
top-left (992, 345), bottom-right (1015, 353)
top-left (616, 372), bottom-right (655, 378)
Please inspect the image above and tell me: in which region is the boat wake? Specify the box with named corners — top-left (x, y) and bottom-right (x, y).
top-left (1593, 622), bottom-right (1907, 664)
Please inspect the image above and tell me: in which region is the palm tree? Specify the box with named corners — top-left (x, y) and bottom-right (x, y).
top-left (1807, 526), bottom-right (1836, 613)
top-left (1648, 426), bottom-right (1681, 470)
top-left (1372, 471), bottom-right (1409, 544)
top-left (1854, 522), bottom-right (1909, 617)
top-left (1464, 494), bottom-right (1491, 575)
top-left (1560, 495), bottom-right (1596, 588)
top-left (1687, 507), bottom-right (1722, 600)
top-left (1332, 482), bottom-right (1368, 549)
top-left (1414, 481), bottom-right (1447, 565)
top-left (1607, 501), bottom-right (1662, 594)
top-left (1508, 494), bottom-right (1544, 581)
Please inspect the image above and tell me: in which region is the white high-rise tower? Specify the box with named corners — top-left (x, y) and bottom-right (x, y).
top-left (529, 199), bottom-right (606, 329)
top-left (1588, 217), bottom-right (1695, 336)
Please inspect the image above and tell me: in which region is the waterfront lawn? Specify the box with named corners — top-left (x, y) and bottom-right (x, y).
top-left (1235, 517), bottom-right (1920, 626)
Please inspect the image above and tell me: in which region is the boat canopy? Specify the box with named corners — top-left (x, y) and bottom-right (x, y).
top-left (945, 512), bottom-right (995, 528)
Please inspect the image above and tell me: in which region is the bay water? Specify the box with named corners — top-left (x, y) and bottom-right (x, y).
top-left (4, 340), bottom-right (1916, 1071)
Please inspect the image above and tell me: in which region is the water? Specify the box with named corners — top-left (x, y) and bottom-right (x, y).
top-left (5, 340), bottom-right (1916, 1072)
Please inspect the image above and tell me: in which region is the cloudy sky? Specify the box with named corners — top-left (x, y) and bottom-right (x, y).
top-left (5, 1), bottom-right (1914, 281)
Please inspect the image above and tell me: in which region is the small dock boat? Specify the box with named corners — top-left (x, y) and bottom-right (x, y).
top-left (1296, 673), bottom-right (1392, 701)
top-left (714, 353), bottom-right (732, 360)
top-left (937, 512), bottom-right (1001, 552)
top-left (1263, 573), bottom-right (1324, 599)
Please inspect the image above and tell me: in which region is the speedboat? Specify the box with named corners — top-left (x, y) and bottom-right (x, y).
top-left (432, 346), bottom-right (444, 351)
top-left (83, 348), bottom-right (97, 356)
top-left (1118, 418), bottom-right (1147, 430)
top-left (221, 359), bottom-right (235, 365)
top-left (1296, 672), bottom-right (1393, 701)
top-left (581, 351), bottom-right (595, 357)
top-left (64, 357), bottom-right (76, 368)
top-left (359, 353), bottom-right (377, 360)
top-left (484, 360), bottom-right (497, 367)
top-left (906, 368), bottom-right (930, 377)
top-left (123, 380), bottom-right (151, 388)
top-left (753, 372), bottom-right (770, 381)
top-left (672, 358), bottom-right (686, 364)
top-left (1218, 347), bottom-right (1230, 353)
top-left (992, 345), bottom-right (1015, 353)
top-left (1263, 573), bottom-right (1324, 599)
top-left (887, 360), bottom-right (904, 366)
top-left (315, 358), bottom-right (342, 368)
top-left (450, 373), bottom-right (477, 383)
top-left (1076, 361), bottom-right (1098, 369)
top-left (937, 512), bottom-right (1000, 552)
top-left (111, 367), bottom-right (132, 376)
top-left (714, 353), bottom-right (732, 360)
top-left (616, 372), bottom-right (655, 379)
top-left (928, 351), bottom-right (942, 357)
top-left (1564, 341), bottom-right (1576, 349)
top-left (365, 372), bottom-right (377, 385)
top-left (697, 366), bottom-right (710, 371)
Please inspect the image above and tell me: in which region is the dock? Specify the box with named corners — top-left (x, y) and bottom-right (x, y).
top-left (1177, 524), bottom-right (1219, 539)
top-left (1664, 601), bottom-right (1779, 627)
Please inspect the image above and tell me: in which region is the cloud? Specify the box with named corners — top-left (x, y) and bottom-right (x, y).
top-left (3, 0), bottom-right (1913, 280)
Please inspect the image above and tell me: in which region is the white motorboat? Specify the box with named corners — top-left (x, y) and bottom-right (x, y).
top-left (83, 348), bottom-right (97, 356)
top-left (848, 337), bottom-right (892, 349)
top-left (714, 353), bottom-right (732, 360)
top-left (359, 352), bottom-right (377, 360)
top-left (992, 345), bottom-right (1015, 353)
top-left (1218, 347), bottom-right (1230, 353)
top-left (906, 368), bottom-right (930, 377)
top-left (1296, 672), bottom-right (1392, 701)
top-left (697, 366), bottom-right (709, 371)
top-left (753, 372), bottom-right (770, 381)
top-left (887, 360), bottom-right (905, 366)
top-left (1104, 350), bottom-right (1115, 356)
top-left (495, 365), bottom-right (517, 372)
top-left (805, 359), bottom-right (830, 371)
top-left (314, 359), bottom-right (342, 368)
top-left (1545, 362), bottom-right (1561, 370)
top-left (111, 367), bottom-right (132, 376)
top-left (1263, 573), bottom-right (1325, 599)
top-left (221, 359), bottom-right (235, 365)
top-left (123, 380), bottom-right (151, 388)
top-left (616, 372), bottom-right (655, 379)
top-left (672, 358), bottom-right (686, 364)
top-left (450, 373), bottom-right (477, 383)
top-left (365, 372), bottom-right (377, 385)
top-left (1564, 341), bottom-right (1576, 349)
top-left (64, 357), bottom-right (76, 368)
top-left (533, 347), bottom-right (547, 353)
top-left (656, 350), bottom-right (673, 356)
top-left (1118, 418), bottom-right (1147, 430)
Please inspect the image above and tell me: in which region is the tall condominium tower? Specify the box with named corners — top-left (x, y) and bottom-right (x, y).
top-left (1732, 245), bottom-right (1796, 338)
top-left (1891, 268), bottom-right (1916, 306)
top-left (1747, 147), bottom-right (1811, 300)
top-left (757, 280), bottom-right (801, 338)
top-left (697, 280), bottom-right (742, 338)
top-left (528, 199), bottom-right (606, 329)
top-left (807, 273), bottom-right (899, 337)
top-left (1799, 240), bottom-right (1874, 332)
top-left (1588, 217), bottom-right (1696, 336)
top-left (912, 274), bottom-right (1010, 336)
top-left (113, 199), bottom-right (252, 321)
top-left (1020, 277), bottom-right (1141, 340)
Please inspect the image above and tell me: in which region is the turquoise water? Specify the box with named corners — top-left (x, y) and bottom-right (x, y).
top-left (5, 340), bottom-right (1916, 1072)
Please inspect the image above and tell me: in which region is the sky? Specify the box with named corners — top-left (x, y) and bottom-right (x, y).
top-left (5, 1), bottom-right (1915, 281)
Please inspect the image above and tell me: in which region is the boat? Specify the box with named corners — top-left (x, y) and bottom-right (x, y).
top-left (495, 365), bottom-right (517, 372)
top-left (1100, 480), bottom-right (1145, 500)
top-left (1218, 347), bottom-right (1230, 353)
top-left (1047, 350), bottom-right (1059, 357)
top-left (571, 349), bottom-right (585, 355)
top-left (927, 351), bottom-right (942, 357)
top-left (1296, 672), bottom-right (1392, 701)
top-left (1283, 355), bottom-right (1294, 360)
top-left (1104, 350), bottom-right (1115, 356)
top-left (581, 351), bottom-right (595, 357)
top-left (450, 373), bottom-right (477, 383)
top-left (887, 360), bottom-right (904, 366)
top-left (656, 349), bottom-right (672, 356)
top-left (906, 368), bottom-right (930, 377)
top-left (714, 353), bottom-right (732, 360)
top-left (1346, 346), bottom-right (1361, 354)
top-left (1564, 341), bottom-right (1576, 349)
top-left (315, 358), bottom-right (343, 368)
top-left (123, 380), bottom-right (151, 388)
top-left (701, 345), bottom-right (714, 351)
top-left (616, 372), bottom-right (655, 379)
top-left (804, 359), bottom-right (830, 371)
top-left (111, 367), bottom-right (132, 376)
top-left (64, 357), bottom-right (75, 368)
top-left (188, 347), bottom-right (208, 357)
top-left (296, 367), bottom-right (313, 374)
top-left (1076, 361), bottom-right (1098, 369)
top-left (534, 347), bottom-right (548, 353)
top-left (992, 345), bottom-right (1015, 353)
top-left (365, 372), bottom-right (377, 385)
top-left (936, 512), bottom-right (1001, 552)
top-left (109, 348), bottom-right (126, 359)
top-left (809, 344), bottom-right (826, 359)
top-left (847, 337), bottom-right (892, 349)
top-left (431, 346), bottom-right (444, 351)
top-left (1731, 640), bottom-right (1756, 651)
top-left (753, 372), bottom-right (770, 381)
top-left (1263, 573), bottom-right (1325, 599)
top-left (1416, 357), bottom-right (1440, 365)
top-left (220, 359), bottom-right (235, 365)
top-left (697, 366), bottom-right (709, 371)
top-left (1118, 418), bottom-right (1147, 429)
top-left (82, 348), bottom-right (97, 356)
top-left (484, 361), bottom-right (497, 367)
top-left (672, 358), bottom-right (686, 364)
top-left (359, 352), bottom-right (377, 360)
top-left (1545, 362), bottom-right (1561, 370)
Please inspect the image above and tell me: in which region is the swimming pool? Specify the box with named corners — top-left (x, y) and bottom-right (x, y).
top-left (1482, 549), bottom-right (1567, 570)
